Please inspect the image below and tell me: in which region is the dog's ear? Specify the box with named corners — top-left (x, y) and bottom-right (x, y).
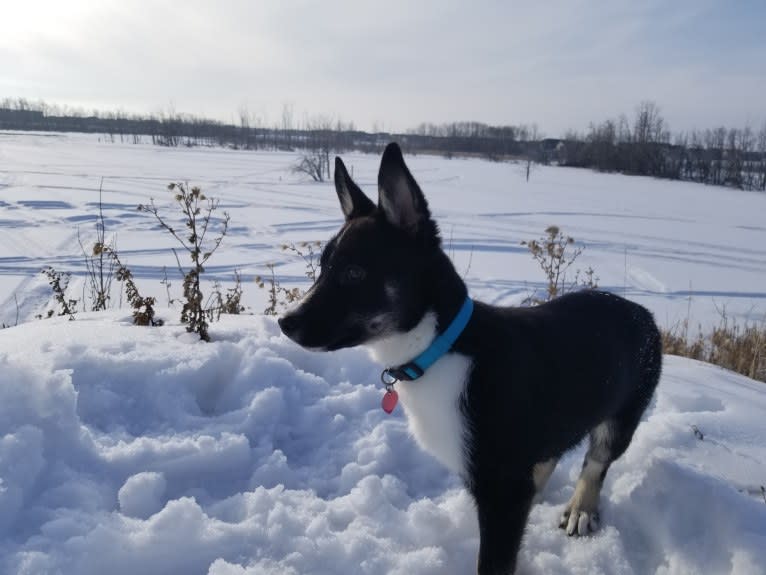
top-left (334, 157), bottom-right (374, 220)
top-left (377, 142), bottom-right (433, 235)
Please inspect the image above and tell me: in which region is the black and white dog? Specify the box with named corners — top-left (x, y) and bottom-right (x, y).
top-left (279, 143), bottom-right (662, 574)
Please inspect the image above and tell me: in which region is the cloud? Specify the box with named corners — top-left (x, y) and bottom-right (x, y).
top-left (0, 0), bottom-right (763, 135)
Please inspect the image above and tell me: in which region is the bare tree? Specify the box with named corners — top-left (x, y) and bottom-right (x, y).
top-left (238, 104), bottom-right (250, 149)
top-left (292, 153), bottom-right (327, 182)
top-left (293, 115), bottom-right (335, 181)
top-left (281, 102), bottom-right (294, 150)
top-left (757, 123), bottom-right (766, 191)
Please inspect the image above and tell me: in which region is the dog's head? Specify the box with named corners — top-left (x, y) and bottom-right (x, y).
top-left (278, 142), bottom-right (441, 351)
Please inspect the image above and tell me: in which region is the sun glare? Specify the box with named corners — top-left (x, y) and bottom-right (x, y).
top-left (0, 1), bottom-right (93, 46)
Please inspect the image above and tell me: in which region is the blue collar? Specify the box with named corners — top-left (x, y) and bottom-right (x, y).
top-left (382, 297), bottom-right (474, 382)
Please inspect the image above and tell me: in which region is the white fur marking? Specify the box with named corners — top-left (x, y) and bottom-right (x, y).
top-left (563, 458), bottom-right (605, 535)
top-left (581, 458), bottom-right (606, 483)
top-left (591, 421), bottom-right (613, 446)
top-left (368, 312), bottom-right (471, 476)
top-left (369, 312), bottom-right (438, 367)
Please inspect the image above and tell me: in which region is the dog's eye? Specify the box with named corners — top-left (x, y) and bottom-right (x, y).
top-left (342, 264), bottom-right (366, 285)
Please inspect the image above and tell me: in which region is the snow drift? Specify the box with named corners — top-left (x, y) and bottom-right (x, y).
top-left (1, 312), bottom-right (764, 575)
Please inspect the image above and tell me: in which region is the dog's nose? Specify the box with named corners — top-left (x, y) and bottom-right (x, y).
top-left (278, 314), bottom-right (300, 336)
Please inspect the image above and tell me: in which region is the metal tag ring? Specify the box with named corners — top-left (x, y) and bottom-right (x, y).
top-left (381, 370), bottom-right (398, 386)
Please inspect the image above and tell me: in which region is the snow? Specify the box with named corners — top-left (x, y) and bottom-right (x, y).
top-left (2, 131), bottom-right (765, 329)
top-left (1, 132), bottom-right (766, 574)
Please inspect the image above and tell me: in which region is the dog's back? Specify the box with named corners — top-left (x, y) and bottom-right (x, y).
top-left (459, 289), bottom-right (661, 470)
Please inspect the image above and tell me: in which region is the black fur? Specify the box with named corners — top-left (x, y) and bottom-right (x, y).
top-left (280, 143), bottom-right (662, 574)
top-left (454, 293), bottom-right (661, 573)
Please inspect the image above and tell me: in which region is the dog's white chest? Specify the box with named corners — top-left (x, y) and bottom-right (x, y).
top-left (368, 313), bottom-right (471, 476)
top-left (395, 353), bottom-right (471, 475)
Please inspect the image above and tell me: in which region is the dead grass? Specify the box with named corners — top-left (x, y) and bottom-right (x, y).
top-left (661, 313), bottom-right (766, 383)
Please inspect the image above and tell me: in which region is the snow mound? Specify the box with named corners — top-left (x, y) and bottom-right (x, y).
top-left (1, 313), bottom-right (764, 574)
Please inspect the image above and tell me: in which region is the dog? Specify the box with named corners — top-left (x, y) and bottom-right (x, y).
top-left (279, 143), bottom-right (662, 574)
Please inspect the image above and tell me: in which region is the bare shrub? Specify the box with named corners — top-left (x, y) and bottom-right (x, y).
top-left (79, 178), bottom-right (115, 311)
top-left (160, 266), bottom-right (175, 307)
top-left (661, 319), bottom-right (705, 360)
top-left (220, 270), bottom-right (246, 315)
top-left (207, 270), bottom-right (246, 320)
top-left (521, 226), bottom-right (598, 305)
top-left (257, 241), bottom-right (322, 315)
top-left (283, 241), bottom-right (322, 280)
top-left (138, 183), bottom-right (230, 341)
top-left (292, 152), bottom-right (329, 182)
top-left (94, 243), bottom-right (161, 326)
top-left (662, 310), bottom-right (766, 383)
top-left (256, 264), bottom-right (302, 316)
top-left (38, 267), bottom-right (78, 320)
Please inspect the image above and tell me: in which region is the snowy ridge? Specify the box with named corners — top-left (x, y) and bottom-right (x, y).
top-left (1, 313), bottom-right (764, 574)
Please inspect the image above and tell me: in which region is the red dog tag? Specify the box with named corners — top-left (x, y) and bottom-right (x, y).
top-left (382, 389), bottom-right (399, 414)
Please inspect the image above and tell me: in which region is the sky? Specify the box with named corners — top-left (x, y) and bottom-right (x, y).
top-left (0, 0), bottom-right (764, 137)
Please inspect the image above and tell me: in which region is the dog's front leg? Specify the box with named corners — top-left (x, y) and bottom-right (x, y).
top-left (473, 476), bottom-right (535, 575)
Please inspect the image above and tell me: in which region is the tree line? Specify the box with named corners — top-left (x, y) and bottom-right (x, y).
top-left (1, 97), bottom-right (764, 191)
top-left (560, 101), bottom-right (766, 191)
top-left (0, 97), bottom-right (537, 159)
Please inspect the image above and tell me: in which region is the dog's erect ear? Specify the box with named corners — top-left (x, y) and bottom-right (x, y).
top-left (334, 157), bottom-right (375, 220)
top-left (377, 142), bottom-right (432, 234)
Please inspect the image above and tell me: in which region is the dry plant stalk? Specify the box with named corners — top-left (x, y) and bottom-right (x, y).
top-left (256, 241), bottom-right (322, 315)
top-left (39, 266), bottom-right (78, 320)
top-left (138, 183), bottom-right (230, 341)
top-left (93, 243), bottom-right (161, 326)
top-left (521, 226), bottom-right (598, 305)
top-left (661, 309), bottom-right (765, 383)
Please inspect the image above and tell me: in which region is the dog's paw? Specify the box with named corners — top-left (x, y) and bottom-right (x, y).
top-left (558, 507), bottom-right (600, 536)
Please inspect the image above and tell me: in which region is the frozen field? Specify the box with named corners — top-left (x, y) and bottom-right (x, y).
top-left (1, 131), bottom-right (765, 328)
top-left (1, 132), bottom-right (765, 574)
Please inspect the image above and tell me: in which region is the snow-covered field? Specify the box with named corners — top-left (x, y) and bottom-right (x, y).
top-left (2, 132), bottom-right (766, 328)
top-left (1, 132), bottom-right (765, 574)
